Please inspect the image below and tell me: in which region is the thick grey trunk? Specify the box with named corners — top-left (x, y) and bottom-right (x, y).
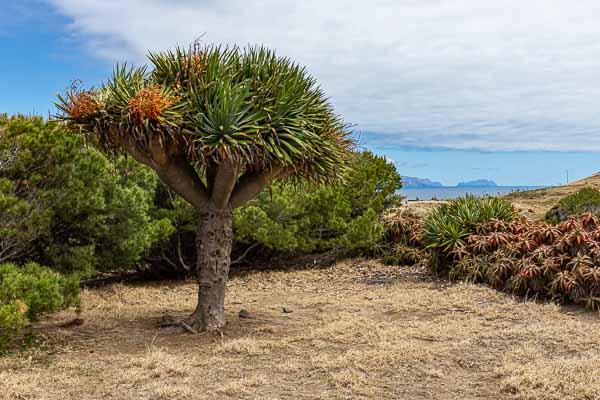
top-left (187, 207), bottom-right (233, 331)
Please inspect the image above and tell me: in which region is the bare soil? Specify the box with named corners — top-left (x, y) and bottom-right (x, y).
top-left (2, 260), bottom-right (600, 400)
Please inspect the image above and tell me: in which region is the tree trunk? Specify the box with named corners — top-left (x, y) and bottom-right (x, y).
top-left (187, 207), bottom-right (233, 331)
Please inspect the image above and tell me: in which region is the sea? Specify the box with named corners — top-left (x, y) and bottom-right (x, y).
top-left (400, 186), bottom-right (546, 201)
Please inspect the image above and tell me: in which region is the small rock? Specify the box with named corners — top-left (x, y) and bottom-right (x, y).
top-left (282, 307), bottom-right (293, 314)
top-left (60, 317), bottom-right (84, 327)
top-left (239, 309), bottom-right (256, 319)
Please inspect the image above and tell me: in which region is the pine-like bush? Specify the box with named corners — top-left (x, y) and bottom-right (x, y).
top-left (0, 262), bottom-right (79, 350)
top-left (546, 188), bottom-right (600, 223)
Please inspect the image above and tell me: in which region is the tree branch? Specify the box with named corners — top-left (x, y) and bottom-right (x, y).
top-left (155, 158), bottom-right (211, 209)
top-left (120, 138), bottom-right (210, 210)
top-left (210, 161), bottom-right (240, 209)
top-left (205, 161), bottom-right (218, 193)
top-left (231, 242), bottom-right (260, 265)
top-left (229, 165), bottom-right (292, 208)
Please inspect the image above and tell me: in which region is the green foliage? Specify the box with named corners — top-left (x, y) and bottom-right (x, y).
top-left (0, 178), bottom-right (50, 263)
top-left (422, 195), bottom-right (515, 274)
top-left (233, 151), bottom-right (401, 256)
top-left (57, 44), bottom-right (353, 186)
top-left (0, 115), bottom-right (173, 275)
top-left (341, 208), bottom-right (384, 251)
top-left (0, 262), bottom-right (79, 350)
top-left (0, 113), bottom-right (390, 277)
top-left (546, 188), bottom-right (600, 223)
top-left (149, 150), bottom-right (400, 271)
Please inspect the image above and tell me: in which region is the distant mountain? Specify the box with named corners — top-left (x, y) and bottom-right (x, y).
top-left (402, 176), bottom-right (444, 188)
top-left (457, 179), bottom-right (498, 187)
top-left (402, 176), bottom-right (499, 188)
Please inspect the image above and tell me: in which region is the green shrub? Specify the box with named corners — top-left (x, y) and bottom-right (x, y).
top-left (0, 303), bottom-right (28, 350)
top-left (0, 115), bottom-right (173, 276)
top-left (233, 150), bottom-right (401, 258)
top-left (422, 195), bottom-right (515, 274)
top-left (0, 178), bottom-right (51, 263)
top-left (0, 262), bottom-right (79, 350)
top-left (148, 150), bottom-right (402, 272)
top-left (546, 188), bottom-right (600, 223)
top-left (2, 116), bottom-right (399, 275)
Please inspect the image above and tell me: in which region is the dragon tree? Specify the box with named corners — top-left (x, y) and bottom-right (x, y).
top-left (56, 44), bottom-right (353, 332)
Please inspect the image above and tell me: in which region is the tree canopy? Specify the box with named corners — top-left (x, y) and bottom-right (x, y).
top-left (57, 44), bottom-right (353, 211)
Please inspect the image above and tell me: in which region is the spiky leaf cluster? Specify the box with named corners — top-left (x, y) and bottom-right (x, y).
top-left (421, 195), bottom-right (516, 272)
top-left (56, 44), bottom-right (353, 185)
top-left (382, 197), bottom-right (600, 309)
top-left (452, 213), bottom-right (600, 310)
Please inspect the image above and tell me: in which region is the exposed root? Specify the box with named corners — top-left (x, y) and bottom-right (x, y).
top-left (185, 309), bottom-right (225, 333)
top-left (159, 315), bottom-right (198, 334)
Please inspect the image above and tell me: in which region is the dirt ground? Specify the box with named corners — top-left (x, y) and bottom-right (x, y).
top-left (2, 260), bottom-right (600, 400)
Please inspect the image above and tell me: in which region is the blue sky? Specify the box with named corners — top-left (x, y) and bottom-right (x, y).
top-left (2, 1), bottom-right (600, 186)
top-left (0, 2), bottom-right (108, 115)
top-left (366, 144), bottom-right (596, 187)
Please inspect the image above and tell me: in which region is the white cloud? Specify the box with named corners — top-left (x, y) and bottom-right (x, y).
top-left (48, 0), bottom-right (600, 151)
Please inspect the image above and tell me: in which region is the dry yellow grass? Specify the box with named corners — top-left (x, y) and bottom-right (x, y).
top-left (506, 172), bottom-right (600, 219)
top-left (1, 260), bottom-right (600, 399)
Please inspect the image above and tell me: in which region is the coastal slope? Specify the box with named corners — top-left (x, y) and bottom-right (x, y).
top-left (506, 172), bottom-right (600, 219)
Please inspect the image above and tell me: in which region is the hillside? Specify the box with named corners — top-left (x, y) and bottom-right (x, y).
top-left (402, 176), bottom-right (443, 188)
top-left (506, 172), bottom-right (600, 219)
top-left (457, 179), bottom-right (497, 187)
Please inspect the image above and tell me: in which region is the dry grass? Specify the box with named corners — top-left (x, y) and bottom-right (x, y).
top-left (1, 260), bottom-right (600, 399)
top-left (506, 172), bottom-right (600, 219)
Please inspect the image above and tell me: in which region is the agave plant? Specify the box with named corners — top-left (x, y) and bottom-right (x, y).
top-left (476, 218), bottom-right (508, 234)
top-left (580, 212), bottom-right (599, 229)
top-left (469, 235), bottom-right (491, 255)
top-left (550, 271), bottom-right (578, 299)
top-left (441, 209), bottom-right (600, 310)
top-left (382, 208), bottom-right (423, 247)
top-left (422, 195), bottom-right (516, 274)
top-left (538, 225), bottom-right (562, 244)
top-left (559, 216), bottom-right (583, 233)
top-left (486, 252), bottom-right (518, 287)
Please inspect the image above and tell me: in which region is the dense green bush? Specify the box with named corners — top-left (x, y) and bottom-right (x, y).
top-left (1, 115), bottom-right (400, 276)
top-left (546, 188), bottom-right (600, 223)
top-left (0, 178), bottom-right (50, 263)
top-left (150, 150), bottom-right (401, 272)
top-left (422, 195), bottom-right (515, 274)
top-left (0, 262), bottom-right (79, 350)
top-left (0, 115), bottom-right (173, 276)
top-left (233, 150), bottom-right (400, 258)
